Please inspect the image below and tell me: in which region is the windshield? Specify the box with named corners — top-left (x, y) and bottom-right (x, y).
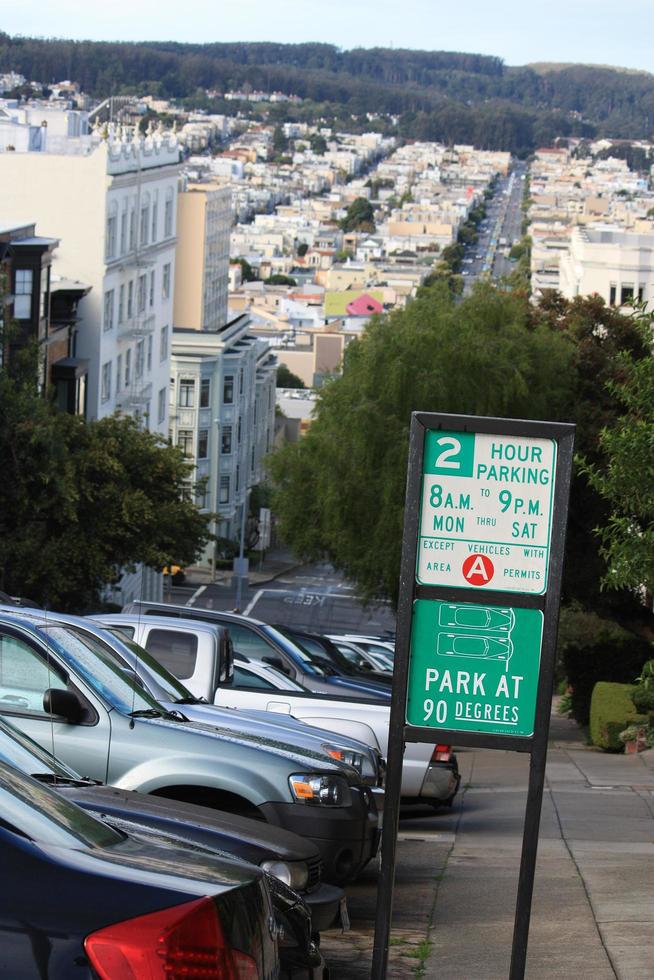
top-left (41, 626), bottom-right (163, 716)
top-left (0, 759), bottom-right (123, 849)
top-left (280, 629), bottom-right (358, 676)
top-left (260, 624), bottom-right (331, 677)
top-left (81, 626), bottom-right (193, 703)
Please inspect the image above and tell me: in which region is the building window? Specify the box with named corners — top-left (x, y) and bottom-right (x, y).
top-left (200, 378), bottom-right (211, 408)
top-left (136, 339), bottom-right (145, 378)
top-left (638, 286), bottom-right (645, 302)
top-left (129, 206), bottom-right (136, 251)
top-left (221, 426), bottom-right (232, 454)
top-left (239, 369), bottom-right (244, 394)
top-left (146, 335), bottom-right (153, 373)
top-left (179, 379), bottom-right (195, 407)
top-left (127, 280), bottom-right (134, 319)
top-left (149, 270), bottom-right (155, 308)
top-left (158, 386), bottom-right (167, 424)
top-left (223, 375), bottom-right (234, 404)
top-left (219, 475), bottom-right (230, 503)
top-left (609, 284), bottom-right (617, 306)
top-left (125, 348), bottom-right (132, 386)
top-left (103, 289), bottom-right (114, 331)
top-left (177, 429), bottom-right (193, 456)
top-left (140, 199), bottom-right (150, 247)
top-left (164, 188), bottom-right (174, 237)
top-left (106, 211), bottom-right (117, 259)
top-left (237, 416), bottom-right (242, 443)
top-left (235, 464), bottom-right (240, 492)
top-left (160, 325), bottom-right (169, 361)
top-left (137, 274), bottom-right (147, 313)
top-left (116, 354), bottom-right (122, 392)
top-left (101, 361), bottom-right (112, 403)
top-left (120, 208), bottom-right (128, 254)
top-left (198, 429), bottom-right (209, 458)
top-left (13, 268), bottom-right (33, 319)
top-left (151, 194), bottom-right (158, 243)
top-left (118, 284), bottom-right (125, 324)
top-left (162, 263), bottom-right (171, 299)
top-left (621, 285), bottom-right (634, 304)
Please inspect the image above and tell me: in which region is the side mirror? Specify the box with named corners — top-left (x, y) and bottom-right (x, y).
top-left (43, 688), bottom-right (82, 724)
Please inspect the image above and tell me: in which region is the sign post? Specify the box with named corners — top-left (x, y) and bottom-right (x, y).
top-left (372, 412), bottom-right (574, 980)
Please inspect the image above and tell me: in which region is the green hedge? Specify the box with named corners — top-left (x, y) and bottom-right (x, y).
top-left (589, 682), bottom-right (648, 751)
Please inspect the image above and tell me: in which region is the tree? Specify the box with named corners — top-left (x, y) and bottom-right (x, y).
top-left (264, 274), bottom-right (297, 286)
top-left (339, 197), bottom-right (375, 233)
top-left (582, 312), bottom-right (654, 595)
top-left (272, 125), bottom-right (289, 156)
top-left (270, 283), bottom-right (576, 604)
top-left (296, 242), bottom-right (309, 257)
top-left (0, 340), bottom-right (212, 611)
top-left (232, 257), bottom-right (258, 282)
top-left (310, 133), bottom-right (327, 155)
top-left (276, 364), bottom-right (306, 389)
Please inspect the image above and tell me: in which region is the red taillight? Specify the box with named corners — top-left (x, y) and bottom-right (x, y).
top-left (84, 895), bottom-right (258, 979)
top-left (432, 744), bottom-right (452, 763)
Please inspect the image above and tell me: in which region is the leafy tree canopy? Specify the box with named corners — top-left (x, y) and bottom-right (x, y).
top-left (0, 343), bottom-right (212, 612)
top-left (582, 312), bottom-right (654, 595)
top-left (340, 197), bottom-right (376, 233)
top-left (270, 283), bottom-right (575, 604)
top-left (276, 364), bottom-right (306, 389)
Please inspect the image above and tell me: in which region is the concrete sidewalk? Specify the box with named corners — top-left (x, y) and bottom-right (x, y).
top-left (424, 713), bottom-right (654, 979)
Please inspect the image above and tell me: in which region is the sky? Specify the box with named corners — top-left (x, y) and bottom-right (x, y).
top-left (2, 0), bottom-right (653, 74)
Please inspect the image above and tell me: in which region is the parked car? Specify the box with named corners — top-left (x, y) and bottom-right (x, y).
top-left (89, 612), bottom-right (383, 787)
top-left (274, 625), bottom-right (392, 687)
top-left (0, 611), bottom-right (380, 884)
top-left (107, 617), bottom-right (458, 807)
top-left (0, 758), bottom-right (279, 979)
top-left (122, 601), bottom-right (391, 701)
top-left (0, 710), bottom-right (345, 937)
top-left (329, 637), bottom-right (394, 673)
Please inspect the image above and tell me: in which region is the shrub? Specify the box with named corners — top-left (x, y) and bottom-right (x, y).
top-left (558, 604), bottom-right (652, 725)
top-left (631, 659), bottom-right (654, 713)
top-left (589, 682), bottom-right (648, 751)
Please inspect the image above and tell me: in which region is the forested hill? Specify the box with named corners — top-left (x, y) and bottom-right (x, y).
top-left (2, 35), bottom-right (654, 155)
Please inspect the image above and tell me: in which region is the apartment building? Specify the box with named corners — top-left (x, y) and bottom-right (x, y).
top-left (0, 123), bottom-right (180, 434)
top-left (170, 316), bottom-right (276, 567)
top-left (174, 177), bottom-right (232, 332)
top-left (559, 226), bottom-right (654, 306)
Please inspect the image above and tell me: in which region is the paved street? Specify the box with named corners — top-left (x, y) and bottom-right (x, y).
top-left (321, 709), bottom-right (654, 979)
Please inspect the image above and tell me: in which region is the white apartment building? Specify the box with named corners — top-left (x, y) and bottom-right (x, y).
top-left (0, 123), bottom-right (181, 433)
top-left (559, 226), bottom-right (654, 306)
top-left (170, 316), bottom-right (276, 568)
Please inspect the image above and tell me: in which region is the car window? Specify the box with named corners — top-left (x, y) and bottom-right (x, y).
top-left (145, 629), bottom-right (198, 680)
top-left (0, 759), bottom-right (123, 849)
top-left (232, 664), bottom-right (277, 690)
top-left (42, 626), bottom-right (161, 715)
top-left (0, 632), bottom-right (68, 716)
top-left (227, 623), bottom-right (276, 660)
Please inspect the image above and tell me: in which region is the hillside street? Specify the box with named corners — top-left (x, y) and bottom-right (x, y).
top-left (321, 706), bottom-right (654, 979)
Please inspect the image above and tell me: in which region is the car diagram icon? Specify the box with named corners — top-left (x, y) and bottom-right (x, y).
top-left (435, 604), bottom-right (515, 670)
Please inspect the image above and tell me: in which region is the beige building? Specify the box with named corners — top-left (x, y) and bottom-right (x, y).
top-left (174, 178), bottom-right (232, 331)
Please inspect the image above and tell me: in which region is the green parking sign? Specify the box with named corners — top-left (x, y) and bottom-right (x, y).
top-left (406, 599), bottom-right (543, 737)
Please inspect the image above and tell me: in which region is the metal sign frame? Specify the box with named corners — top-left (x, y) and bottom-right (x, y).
top-left (372, 412), bottom-right (575, 980)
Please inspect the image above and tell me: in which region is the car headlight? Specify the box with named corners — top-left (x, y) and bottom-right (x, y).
top-left (323, 745), bottom-right (364, 774)
top-left (260, 859), bottom-right (309, 892)
top-left (289, 773), bottom-right (352, 807)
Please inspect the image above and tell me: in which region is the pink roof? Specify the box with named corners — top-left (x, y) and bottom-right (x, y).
top-left (346, 293), bottom-right (384, 316)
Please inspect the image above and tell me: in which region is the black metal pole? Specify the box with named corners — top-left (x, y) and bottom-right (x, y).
top-left (371, 414), bottom-right (424, 980)
top-left (508, 430), bottom-right (574, 980)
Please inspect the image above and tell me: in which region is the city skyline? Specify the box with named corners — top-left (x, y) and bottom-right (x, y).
top-left (2, 0), bottom-right (653, 76)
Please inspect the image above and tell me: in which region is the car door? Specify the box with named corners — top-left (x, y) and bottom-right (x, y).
top-left (0, 625), bottom-right (112, 783)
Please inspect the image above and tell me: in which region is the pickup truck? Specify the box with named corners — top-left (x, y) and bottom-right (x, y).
top-left (122, 602), bottom-right (390, 702)
top-left (0, 611), bottom-right (380, 884)
top-left (103, 611), bottom-right (459, 807)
